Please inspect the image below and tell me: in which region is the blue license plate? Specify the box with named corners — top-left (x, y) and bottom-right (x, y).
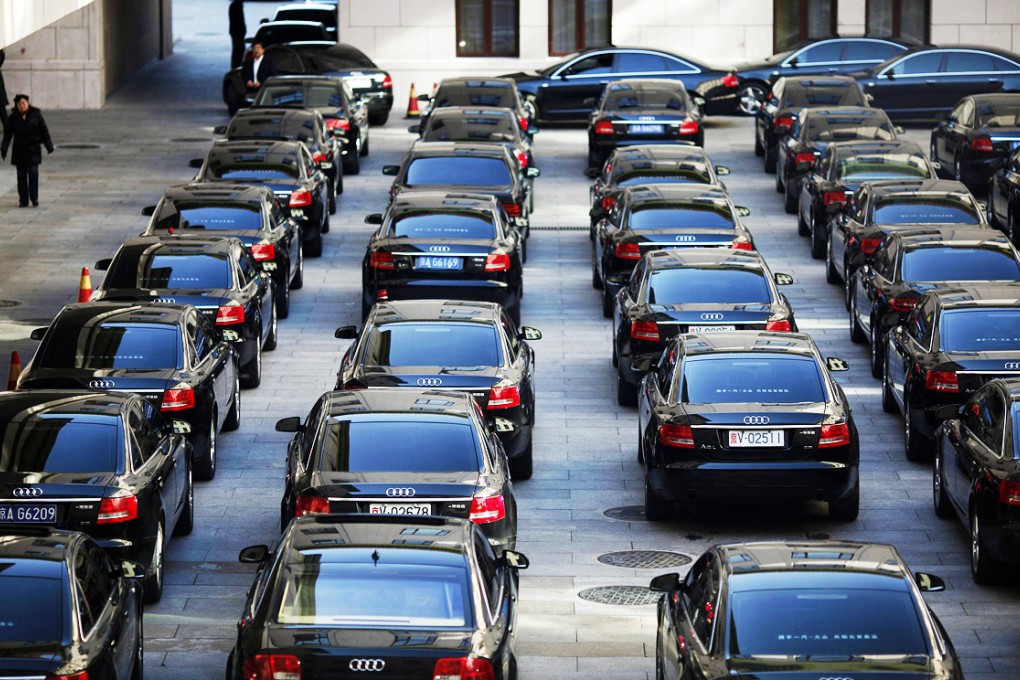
top-left (0, 504), bottom-right (56, 523)
top-left (630, 124), bottom-right (664, 135)
top-left (415, 256), bottom-right (463, 270)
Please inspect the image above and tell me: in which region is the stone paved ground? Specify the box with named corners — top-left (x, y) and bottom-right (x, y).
top-left (0, 1), bottom-right (1018, 678)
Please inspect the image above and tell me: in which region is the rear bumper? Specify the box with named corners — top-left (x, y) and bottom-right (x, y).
top-left (619, 350), bottom-right (662, 387)
top-left (980, 517), bottom-right (1020, 564)
top-left (649, 460), bottom-right (857, 504)
top-left (364, 279), bottom-right (520, 311)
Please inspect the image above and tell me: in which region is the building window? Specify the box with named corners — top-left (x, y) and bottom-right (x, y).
top-left (549, 0), bottom-right (611, 56)
top-left (866, 0), bottom-right (929, 44)
top-left (456, 0), bottom-right (519, 57)
top-left (774, 0), bottom-right (837, 53)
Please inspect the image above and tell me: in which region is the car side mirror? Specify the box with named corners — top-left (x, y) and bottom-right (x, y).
top-left (502, 550), bottom-right (529, 570)
top-left (118, 560), bottom-right (145, 580)
top-left (894, 126), bottom-right (905, 135)
top-left (407, 124), bottom-right (420, 133)
top-left (276, 417), bottom-right (302, 432)
top-left (335, 326), bottom-right (358, 339)
top-left (978, 201), bottom-right (988, 214)
top-left (915, 572), bottom-right (946, 592)
top-left (735, 206), bottom-right (751, 217)
top-left (584, 167), bottom-right (600, 179)
top-left (774, 272), bottom-right (794, 286)
top-left (239, 545), bottom-right (270, 563)
top-left (260, 18), bottom-right (269, 24)
top-left (188, 158), bottom-right (203, 169)
top-left (649, 572), bottom-right (680, 592)
top-left (416, 93), bottom-right (430, 102)
top-left (382, 165), bottom-right (400, 176)
top-left (213, 125), bottom-right (228, 135)
top-left (826, 357), bottom-right (850, 372)
top-left (715, 165), bottom-right (730, 176)
top-left (141, 205), bottom-right (156, 216)
top-left (526, 167), bottom-right (541, 178)
top-left (364, 213), bottom-right (383, 225)
top-left (788, 57), bottom-right (798, 68)
top-left (94, 258), bottom-right (112, 271)
top-left (522, 327), bottom-right (542, 341)
top-left (30, 327), bottom-right (47, 341)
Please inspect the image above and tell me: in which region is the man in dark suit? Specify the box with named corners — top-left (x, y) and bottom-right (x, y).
top-left (242, 41), bottom-right (277, 93)
top-left (228, 0), bottom-right (246, 69)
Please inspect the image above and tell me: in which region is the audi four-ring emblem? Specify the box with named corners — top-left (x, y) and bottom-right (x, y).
top-left (700, 313), bottom-right (724, 321)
top-left (428, 245), bottom-right (451, 253)
top-left (674, 235), bottom-right (696, 242)
top-left (1006, 362), bottom-right (1020, 370)
top-left (417, 378), bottom-right (443, 386)
top-left (12, 488), bottom-right (43, 498)
top-left (743, 416), bottom-right (770, 425)
top-left (89, 379), bottom-right (116, 389)
top-left (349, 659), bottom-right (386, 672)
top-left (385, 487), bottom-right (416, 497)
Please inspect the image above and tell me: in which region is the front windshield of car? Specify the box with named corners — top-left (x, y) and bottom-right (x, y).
top-left (317, 416), bottom-right (482, 472)
top-left (276, 561), bottom-right (471, 628)
top-left (648, 269), bottom-right (772, 305)
top-left (873, 197), bottom-right (981, 225)
top-left (153, 203), bottom-right (263, 232)
top-left (628, 204), bottom-right (735, 230)
top-left (37, 324), bottom-right (182, 370)
top-left (682, 355), bottom-right (825, 403)
top-left (0, 416), bottom-right (119, 473)
top-left (939, 309), bottom-right (1020, 351)
top-left (838, 155), bottom-right (932, 181)
top-left (406, 157), bottom-right (513, 188)
top-left (364, 322), bottom-right (502, 367)
top-left (106, 254), bottom-right (231, 290)
top-left (901, 247), bottom-right (1020, 282)
top-left (391, 212), bottom-right (496, 239)
top-left (805, 116), bottom-right (896, 142)
top-left (0, 576), bottom-right (63, 643)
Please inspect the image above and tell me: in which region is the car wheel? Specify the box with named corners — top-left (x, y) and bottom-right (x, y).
top-left (754, 130), bottom-right (764, 157)
top-left (637, 422), bottom-right (645, 464)
top-left (275, 278), bottom-right (290, 320)
top-left (616, 372), bottom-right (637, 406)
top-left (810, 213), bottom-right (826, 258)
top-left (194, 408), bottom-right (218, 481)
top-left (143, 520), bottom-right (164, 604)
top-left (509, 653), bottom-right (519, 680)
top-left (933, 448), bottom-right (953, 519)
top-left (828, 476), bottom-right (859, 521)
top-left (360, 133), bottom-right (370, 157)
top-left (797, 203), bottom-right (810, 237)
top-left (644, 476), bottom-right (670, 521)
top-left (344, 147), bottom-right (361, 175)
top-left (654, 632), bottom-right (665, 680)
top-left (241, 328), bottom-right (262, 388)
top-left (290, 247), bottom-right (304, 290)
top-left (764, 144), bottom-right (776, 173)
top-left (335, 169), bottom-right (344, 196)
top-left (849, 285), bottom-right (865, 343)
top-left (737, 82), bottom-right (766, 116)
top-left (223, 372), bottom-right (241, 431)
top-left (611, 337), bottom-right (619, 368)
top-left (369, 110), bottom-right (389, 126)
top-left (775, 166), bottom-right (785, 193)
top-left (784, 179), bottom-right (797, 214)
top-left (131, 616), bottom-right (144, 680)
top-left (870, 321), bottom-right (884, 379)
top-left (825, 235), bottom-right (840, 284)
top-left (174, 465), bottom-right (194, 536)
top-left (881, 354), bottom-right (897, 414)
top-left (971, 510), bottom-right (1006, 584)
top-left (520, 235), bottom-right (528, 264)
top-left (264, 307), bottom-right (278, 351)
top-left (602, 288), bottom-right (613, 319)
top-left (904, 399), bottom-right (930, 462)
top-left (306, 233), bottom-right (323, 258)
top-left (591, 243), bottom-right (603, 289)
top-left (587, 149), bottom-right (601, 170)
top-left (510, 438), bottom-right (533, 481)
top-left (328, 185), bottom-right (337, 215)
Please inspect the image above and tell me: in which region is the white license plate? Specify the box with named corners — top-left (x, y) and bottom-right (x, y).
top-left (290, 209), bottom-right (304, 217)
top-left (369, 503), bottom-right (432, 515)
top-left (319, 162), bottom-right (333, 169)
top-left (630, 124), bottom-right (664, 134)
top-left (0, 504), bottom-right (56, 523)
top-left (415, 256), bottom-right (463, 270)
top-left (728, 430), bottom-right (784, 447)
top-left (689, 325), bottom-right (736, 332)
top-left (347, 77), bottom-right (372, 89)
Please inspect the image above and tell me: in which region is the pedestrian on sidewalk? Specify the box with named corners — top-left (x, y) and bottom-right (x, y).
top-left (229, 0), bottom-right (246, 69)
top-left (1, 94), bottom-right (54, 208)
top-left (0, 50), bottom-right (8, 133)
top-left (243, 41), bottom-right (276, 94)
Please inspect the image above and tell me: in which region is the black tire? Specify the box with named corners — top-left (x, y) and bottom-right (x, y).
top-left (592, 264), bottom-right (603, 289)
top-left (334, 169), bottom-right (343, 197)
top-left (764, 144), bottom-right (776, 173)
top-left (360, 133), bottom-right (370, 156)
top-left (644, 476), bottom-right (670, 521)
top-left (143, 521), bottom-right (164, 604)
top-left (637, 423), bottom-right (645, 464)
top-left (194, 409), bottom-right (218, 481)
top-left (369, 110), bottom-right (389, 126)
top-left (290, 247), bottom-right (304, 290)
top-left (520, 235), bottom-right (527, 264)
top-left (810, 214), bottom-right (826, 258)
top-left (241, 330), bottom-right (262, 388)
top-left (343, 149), bottom-right (361, 175)
top-left (881, 356), bottom-right (897, 414)
top-left (131, 614), bottom-right (144, 680)
top-left (328, 186), bottom-right (337, 215)
top-left (587, 149), bottom-right (601, 170)
top-left (784, 180), bottom-right (798, 214)
top-left (971, 510), bottom-right (1006, 584)
top-left (616, 372), bottom-right (637, 406)
top-left (611, 337), bottom-right (618, 367)
top-left (508, 654), bottom-right (518, 680)
top-left (264, 307), bottom-right (278, 351)
top-left (174, 466), bottom-right (194, 536)
top-left (904, 399), bottom-right (931, 462)
top-left (849, 286), bottom-right (866, 343)
top-left (828, 476), bottom-right (860, 521)
top-left (933, 449), bottom-right (953, 519)
top-left (825, 234), bottom-right (840, 284)
top-left (223, 372), bottom-right (241, 431)
top-left (797, 205), bottom-right (810, 236)
top-left (510, 439), bottom-right (533, 481)
top-left (775, 166), bottom-right (785, 193)
top-left (306, 234), bottom-right (323, 258)
top-left (275, 279), bottom-right (290, 320)
top-left (737, 82), bottom-right (766, 116)
top-left (753, 131), bottom-right (764, 157)
top-left (602, 288), bottom-right (613, 318)
top-left (870, 321), bottom-right (884, 379)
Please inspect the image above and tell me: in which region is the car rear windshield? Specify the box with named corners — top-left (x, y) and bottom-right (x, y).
top-left (682, 355), bottom-right (825, 403)
top-left (648, 269), bottom-right (772, 304)
top-left (435, 88), bottom-right (513, 108)
top-left (901, 248), bottom-right (1020, 282)
top-left (228, 119), bottom-right (317, 144)
top-left (276, 562), bottom-right (471, 628)
top-left (977, 102), bottom-right (1020, 127)
top-left (617, 170), bottom-right (711, 186)
top-left (106, 254), bottom-right (231, 290)
top-left (628, 205), bottom-right (735, 230)
top-left (784, 86), bottom-right (866, 108)
top-left (838, 155), bottom-right (931, 181)
top-left (308, 52), bottom-right (377, 71)
top-left (406, 158), bottom-right (512, 188)
top-left (0, 575), bottom-right (63, 643)
top-left (258, 85), bottom-right (345, 109)
top-left (805, 117), bottom-right (895, 142)
top-left (208, 163), bottom-right (299, 181)
top-left (939, 309), bottom-right (1020, 351)
top-left (318, 418), bottom-right (481, 472)
top-left (255, 25), bottom-right (326, 45)
top-left (0, 418), bottom-right (119, 473)
top-left (364, 323), bottom-right (502, 367)
top-left (391, 212), bottom-right (496, 239)
top-left (873, 197), bottom-right (980, 225)
top-left (729, 586), bottom-right (928, 657)
top-left (276, 8), bottom-right (336, 25)
top-left (154, 204), bottom-right (263, 232)
top-left (606, 89), bottom-right (687, 112)
top-left (423, 116), bottom-right (517, 142)
top-left (38, 324), bottom-right (181, 370)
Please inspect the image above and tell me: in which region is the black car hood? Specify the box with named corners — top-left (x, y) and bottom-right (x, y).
top-left (726, 656), bottom-right (934, 679)
top-left (19, 367), bottom-right (181, 391)
top-left (684, 402), bottom-right (828, 426)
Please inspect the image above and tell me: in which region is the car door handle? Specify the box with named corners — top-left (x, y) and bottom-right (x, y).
top-left (925, 79), bottom-right (937, 84)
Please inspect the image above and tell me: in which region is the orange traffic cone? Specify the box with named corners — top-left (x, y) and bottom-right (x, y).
top-left (6, 351), bottom-right (20, 391)
top-left (405, 82), bottom-right (420, 119)
top-left (78, 267), bottom-right (92, 303)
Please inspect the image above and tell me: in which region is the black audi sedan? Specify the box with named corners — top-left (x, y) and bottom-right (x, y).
top-left (361, 192), bottom-right (524, 322)
top-left (776, 106), bottom-right (898, 213)
top-left (190, 139), bottom-right (330, 257)
top-left (649, 541), bottom-right (960, 679)
top-left (613, 249), bottom-right (796, 406)
top-left (935, 377), bottom-right (1020, 583)
top-left (799, 140), bottom-right (937, 256)
top-left (850, 227), bottom-right (1020, 380)
top-left (855, 45), bottom-right (1020, 122)
top-left (734, 36), bottom-right (913, 114)
top-left (0, 528), bottom-right (144, 677)
top-left (276, 388), bottom-right (518, 551)
top-left (593, 184), bottom-right (754, 317)
top-left (931, 93), bottom-right (1020, 190)
top-left (92, 235), bottom-right (276, 388)
top-left (222, 41), bottom-right (393, 123)
top-left (755, 75), bottom-right (869, 173)
top-left (226, 515), bottom-right (528, 680)
top-left (18, 302), bottom-right (240, 481)
top-left (587, 79), bottom-right (702, 168)
top-left (638, 331), bottom-right (858, 521)
top-left (828, 178), bottom-right (985, 301)
top-left (885, 284), bottom-right (1020, 461)
top-left (0, 391), bottom-right (192, 603)
top-left (335, 300), bottom-right (540, 480)
top-left (419, 77), bottom-right (533, 134)
top-left (990, 146), bottom-right (1020, 242)
top-left (502, 46), bottom-right (740, 121)
top-left (265, 3), bottom-right (338, 40)
top-left (140, 182), bottom-right (303, 318)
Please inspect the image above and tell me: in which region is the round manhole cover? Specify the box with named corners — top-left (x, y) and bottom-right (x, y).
top-left (578, 585), bottom-right (660, 606)
top-left (604, 506), bottom-right (646, 521)
top-left (0, 300), bottom-right (21, 308)
top-left (170, 137), bottom-right (212, 143)
top-left (598, 550), bottom-right (692, 569)
top-left (60, 143), bottom-right (100, 149)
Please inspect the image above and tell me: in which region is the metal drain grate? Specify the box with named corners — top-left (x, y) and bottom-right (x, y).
top-left (60, 144), bottom-right (100, 150)
top-left (0, 300), bottom-right (21, 308)
top-left (529, 226), bottom-right (588, 232)
top-left (604, 506), bottom-right (646, 521)
top-left (598, 550), bottom-right (692, 569)
top-left (578, 585), bottom-right (660, 606)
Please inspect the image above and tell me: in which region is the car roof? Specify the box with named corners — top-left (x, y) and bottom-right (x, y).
top-left (389, 191), bottom-right (499, 214)
top-left (897, 44), bottom-right (1020, 60)
top-left (118, 235), bottom-right (241, 256)
top-left (275, 3), bottom-right (336, 12)
top-left (826, 140), bottom-right (923, 158)
top-left (0, 390), bottom-right (135, 420)
top-left (925, 283), bottom-right (1020, 310)
top-left (163, 183), bottom-right (273, 204)
top-left (867, 178), bottom-right (970, 197)
top-left (54, 302), bottom-right (189, 327)
top-left (679, 331), bottom-right (817, 357)
top-left (323, 388), bottom-right (477, 417)
top-left (716, 541), bottom-right (910, 579)
top-left (622, 184), bottom-right (728, 204)
top-left (283, 515), bottom-right (474, 564)
top-left (0, 530), bottom-right (83, 574)
top-left (646, 248), bottom-right (765, 270)
top-left (894, 227), bottom-right (1010, 248)
top-left (370, 299), bottom-right (503, 324)
top-left (405, 142), bottom-right (512, 159)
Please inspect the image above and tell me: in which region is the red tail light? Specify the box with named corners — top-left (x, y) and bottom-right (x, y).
top-left (765, 319), bottom-right (792, 331)
top-left (243, 653), bottom-right (302, 680)
top-left (925, 370), bottom-right (959, 393)
top-left (251, 243), bottom-right (275, 261)
top-left (818, 423), bottom-right (850, 448)
top-left (160, 386), bottom-right (195, 412)
top-left (487, 384), bottom-right (520, 409)
top-left (732, 239), bottom-right (753, 251)
top-left (795, 152), bottom-right (816, 166)
top-left (484, 253), bottom-right (511, 272)
top-left (615, 242), bottom-right (641, 260)
top-left (721, 73), bottom-right (739, 88)
top-left (503, 203), bottom-right (521, 218)
top-left (999, 480), bottom-right (1020, 506)
top-left (369, 251), bottom-right (395, 269)
top-left (679, 121), bottom-right (699, 135)
top-left (312, 152), bottom-right (327, 164)
top-left (823, 191), bottom-right (847, 206)
top-left (630, 320), bottom-right (660, 341)
top-left (888, 296), bottom-right (918, 313)
top-left (469, 494), bottom-right (506, 523)
top-left (971, 137), bottom-right (993, 152)
top-left (775, 116), bottom-right (793, 130)
top-left (601, 196), bottom-right (616, 211)
top-left (676, 633), bottom-right (688, 655)
top-left (97, 495), bottom-right (138, 524)
top-left (860, 237), bottom-right (882, 255)
top-left (382, 75), bottom-right (393, 90)
top-left (216, 301), bottom-right (246, 326)
top-left (295, 493), bottom-right (330, 517)
top-left (433, 658), bottom-right (494, 680)
top-left (289, 190), bottom-right (312, 208)
top-left (660, 423), bottom-right (694, 448)
top-left (595, 121), bottom-right (615, 135)
top-left (518, 116), bottom-right (529, 132)
top-left (514, 150), bottom-right (528, 168)
top-left (326, 117), bottom-right (350, 132)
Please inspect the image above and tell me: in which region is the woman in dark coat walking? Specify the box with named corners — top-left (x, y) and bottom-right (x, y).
top-left (1, 94), bottom-right (54, 207)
